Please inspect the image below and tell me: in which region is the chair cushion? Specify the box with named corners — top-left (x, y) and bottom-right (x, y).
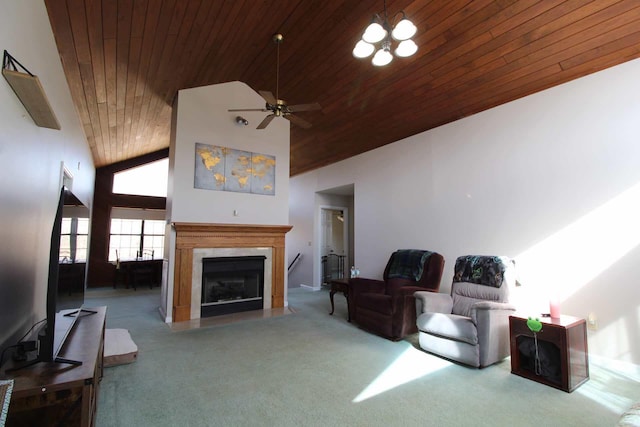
top-left (416, 312), bottom-right (478, 345)
top-left (451, 281), bottom-right (507, 317)
top-left (453, 255), bottom-right (512, 288)
top-left (358, 293), bottom-right (392, 315)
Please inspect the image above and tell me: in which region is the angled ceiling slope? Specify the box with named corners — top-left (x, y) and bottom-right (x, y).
top-left (44, 0), bottom-right (640, 176)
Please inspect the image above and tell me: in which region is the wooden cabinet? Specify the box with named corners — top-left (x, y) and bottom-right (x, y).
top-left (2, 306), bottom-right (106, 426)
top-left (58, 263), bottom-right (87, 295)
top-left (509, 314), bottom-right (589, 392)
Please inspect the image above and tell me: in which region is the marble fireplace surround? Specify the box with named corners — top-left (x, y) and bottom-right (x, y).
top-left (172, 223), bottom-right (292, 323)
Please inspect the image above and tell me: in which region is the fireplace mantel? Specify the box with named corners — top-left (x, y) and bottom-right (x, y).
top-left (172, 222), bottom-right (292, 322)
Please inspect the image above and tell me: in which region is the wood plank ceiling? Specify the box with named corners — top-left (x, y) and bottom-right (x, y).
top-left (44, 0), bottom-right (640, 176)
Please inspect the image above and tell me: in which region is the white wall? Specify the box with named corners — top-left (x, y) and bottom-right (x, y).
top-left (287, 172), bottom-right (317, 287)
top-left (0, 1), bottom-right (95, 351)
top-left (162, 81), bottom-right (290, 321)
top-left (168, 81), bottom-right (290, 224)
top-left (289, 58), bottom-right (640, 365)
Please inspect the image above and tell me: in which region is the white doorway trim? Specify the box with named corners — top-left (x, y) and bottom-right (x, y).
top-left (310, 204), bottom-right (349, 290)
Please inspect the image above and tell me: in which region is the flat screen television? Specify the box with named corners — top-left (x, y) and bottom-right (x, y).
top-left (38, 186), bottom-right (91, 365)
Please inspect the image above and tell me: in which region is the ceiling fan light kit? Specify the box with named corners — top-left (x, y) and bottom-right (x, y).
top-left (235, 116), bottom-right (249, 126)
top-left (353, 0), bottom-right (418, 66)
top-left (228, 33), bottom-right (321, 130)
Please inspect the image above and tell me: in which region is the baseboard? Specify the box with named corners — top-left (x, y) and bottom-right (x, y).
top-left (158, 306), bottom-right (171, 323)
top-left (300, 284), bottom-right (322, 291)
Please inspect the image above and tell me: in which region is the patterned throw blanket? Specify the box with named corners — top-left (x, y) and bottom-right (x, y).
top-left (387, 249), bottom-right (433, 281)
top-left (453, 255), bottom-right (512, 288)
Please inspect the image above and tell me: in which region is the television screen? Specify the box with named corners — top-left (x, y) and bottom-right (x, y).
top-left (39, 186), bottom-right (90, 364)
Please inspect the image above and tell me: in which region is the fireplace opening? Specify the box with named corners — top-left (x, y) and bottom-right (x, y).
top-left (201, 256), bottom-right (265, 317)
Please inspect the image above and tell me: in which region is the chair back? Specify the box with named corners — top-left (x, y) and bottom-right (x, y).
top-left (450, 255), bottom-right (515, 317)
top-left (383, 249), bottom-right (444, 293)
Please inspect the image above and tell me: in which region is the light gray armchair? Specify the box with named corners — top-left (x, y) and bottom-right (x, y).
top-left (414, 255), bottom-right (516, 368)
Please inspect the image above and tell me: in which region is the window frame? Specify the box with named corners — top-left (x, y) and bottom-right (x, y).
top-left (60, 217), bottom-right (89, 263)
top-left (108, 215), bottom-right (165, 262)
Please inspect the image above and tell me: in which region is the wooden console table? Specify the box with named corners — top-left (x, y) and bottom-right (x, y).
top-left (509, 314), bottom-right (589, 392)
top-left (1, 306), bottom-right (106, 426)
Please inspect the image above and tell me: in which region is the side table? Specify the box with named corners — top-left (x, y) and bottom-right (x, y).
top-left (329, 278), bottom-right (350, 322)
top-left (509, 314), bottom-right (589, 392)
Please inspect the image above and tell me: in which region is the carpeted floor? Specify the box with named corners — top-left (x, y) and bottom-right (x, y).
top-left (84, 286), bottom-right (640, 427)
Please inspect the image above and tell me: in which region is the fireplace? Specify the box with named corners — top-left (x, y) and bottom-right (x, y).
top-left (201, 256), bottom-right (265, 317)
top-left (171, 223), bottom-right (292, 323)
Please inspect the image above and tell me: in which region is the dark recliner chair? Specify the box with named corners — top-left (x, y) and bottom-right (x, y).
top-left (348, 250), bottom-right (444, 341)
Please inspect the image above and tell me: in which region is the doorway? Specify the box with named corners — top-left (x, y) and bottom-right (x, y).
top-left (320, 207), bottom-right (348, 284)
top-left (313, 184), bottom-right (354, 290)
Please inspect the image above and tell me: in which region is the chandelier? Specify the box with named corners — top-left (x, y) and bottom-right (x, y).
top-left (352, 0), bottom-right (418, 66)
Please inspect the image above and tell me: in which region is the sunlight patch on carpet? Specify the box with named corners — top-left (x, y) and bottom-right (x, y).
top-left (352, 346), bottom-right (452, 403)
top-left (576, 362), bottom-right (639, 414)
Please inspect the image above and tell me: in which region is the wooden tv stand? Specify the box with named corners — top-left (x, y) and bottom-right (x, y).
top-left (1, 306), bottom-right (106, 426)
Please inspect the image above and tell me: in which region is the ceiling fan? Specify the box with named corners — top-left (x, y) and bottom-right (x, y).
top-left (229, 33), bottom-right (321, 130)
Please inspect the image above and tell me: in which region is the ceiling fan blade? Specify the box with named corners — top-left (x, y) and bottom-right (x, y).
top-left (228, 108), bottom-right (267, 112)
top-left (257, 114), bottom-right (276, 129)
top-left (258, 90), bottom-right (277, 105)
top-left (285, 113), bottom-right (312, 129)
top-left (287, 102), bottom-right (321, 113)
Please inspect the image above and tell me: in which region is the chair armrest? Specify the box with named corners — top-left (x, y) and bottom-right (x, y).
top-left (470, 301), bottom-right (516, 325)
top-left (393, 286), bottom-right (424, 297)
top-left (471, 302), bottom-right (516, 366)
top-left (348, 277), bottom-right (386, 295)
top-left (414, 291), bottom-right (453, 314)
top-left (389, 286), bottom-right (424, 310)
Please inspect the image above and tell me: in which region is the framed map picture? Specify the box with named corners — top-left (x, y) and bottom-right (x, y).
top-left (194, 143), bottom-right (276, 196)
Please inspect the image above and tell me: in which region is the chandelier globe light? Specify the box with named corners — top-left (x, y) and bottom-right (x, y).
top-left (352, 0), bottom-right (418, 66)
top-left (391, 16), bottom-right (417, 40)
top-left (395, 39), bottom-right (418, 57)
top-left (372, 41), bottom-right (393, 66)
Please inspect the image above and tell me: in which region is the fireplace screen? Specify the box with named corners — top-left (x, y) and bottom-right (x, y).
top-left (201, 256), bottom-right (265, 317)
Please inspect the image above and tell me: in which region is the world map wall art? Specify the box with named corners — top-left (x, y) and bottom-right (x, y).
top-left (194, 142), bottom-right (276, 196)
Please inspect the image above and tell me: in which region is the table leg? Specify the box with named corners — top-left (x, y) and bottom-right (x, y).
top-left (329, 288), bottom-right (336, 315)
top-left (345, 294), bottom-right (350, 322)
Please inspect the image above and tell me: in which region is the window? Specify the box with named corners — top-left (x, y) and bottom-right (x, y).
top-left (60, 217), bottom-right (89, 263)
top-left (109, 218), bottom-right (165, 262)
top-left (112, 158), bottom-right (168, 197)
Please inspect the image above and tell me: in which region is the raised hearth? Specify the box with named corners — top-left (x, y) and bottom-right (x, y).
top-left (172, 223), bottom-right (292, 323)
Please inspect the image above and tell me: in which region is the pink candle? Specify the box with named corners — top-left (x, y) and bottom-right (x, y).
top-left (549, 299), bottom-right (561, 318)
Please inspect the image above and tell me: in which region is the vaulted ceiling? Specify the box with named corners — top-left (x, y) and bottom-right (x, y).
top-left (44, 1), bottom-right (640, 176)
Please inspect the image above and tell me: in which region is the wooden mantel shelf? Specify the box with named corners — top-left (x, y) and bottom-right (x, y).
top-left (172, 223), bottom-right (292, 322)
top-left (173, 222), bottom-right (293, 235)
